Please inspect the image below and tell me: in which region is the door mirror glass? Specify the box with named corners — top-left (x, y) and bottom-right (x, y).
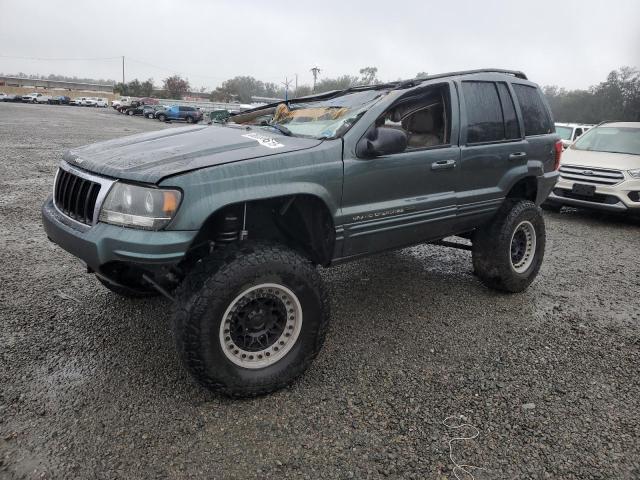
top-left (357, 127), bottom-right (408, 158)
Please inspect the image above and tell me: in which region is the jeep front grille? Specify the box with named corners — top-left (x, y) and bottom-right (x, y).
top-left (559, 165), bottom-right (624, 186)
top-left (54, 168), bottom-right (101, 225)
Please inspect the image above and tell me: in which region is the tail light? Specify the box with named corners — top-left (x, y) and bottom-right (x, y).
top-left (554, 140), bottom-right (563, 170)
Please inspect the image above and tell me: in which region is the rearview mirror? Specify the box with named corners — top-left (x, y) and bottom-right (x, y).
top-left (356, 127), bottom-right (408, 158)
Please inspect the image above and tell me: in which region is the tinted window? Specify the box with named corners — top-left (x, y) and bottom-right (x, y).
top-left (463, 81), bottom-right (504, 143)
top-left (496, 83), bottom-right (520, 139)
top-left (512, 84), bottom-right (552, 136)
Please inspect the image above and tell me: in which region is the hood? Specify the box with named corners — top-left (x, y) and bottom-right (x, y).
top-left (561, 148), bottom-right (640, 171)
top-left (63, 124), bottom-right (323, 183)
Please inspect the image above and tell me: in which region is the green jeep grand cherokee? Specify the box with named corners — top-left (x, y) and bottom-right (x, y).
top-left (42, 69), bottom-right (561, 397)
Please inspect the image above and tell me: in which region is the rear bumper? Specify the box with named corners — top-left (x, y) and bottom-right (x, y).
top-left (42, 196), bottom-right (197, 273)
top-left (547, 174), bottom-right (640, 212)
top-left (536, 171), bottom-right (560, 205)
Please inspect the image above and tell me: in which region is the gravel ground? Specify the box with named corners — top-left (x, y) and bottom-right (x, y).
top-left (1, 103), bottom-right (639, 480)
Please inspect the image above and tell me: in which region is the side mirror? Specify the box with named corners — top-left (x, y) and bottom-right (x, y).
top-left (356, 127), bottom-right (408, 158)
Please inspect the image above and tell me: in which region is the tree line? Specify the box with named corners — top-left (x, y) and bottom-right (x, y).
top-left (543, 66), bottom-right (639, 123)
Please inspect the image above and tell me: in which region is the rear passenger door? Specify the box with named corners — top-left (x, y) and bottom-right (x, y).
top-left (457, 80), bottom-right (526, 230)
top-left (510, 83), bottom-right (555, 178)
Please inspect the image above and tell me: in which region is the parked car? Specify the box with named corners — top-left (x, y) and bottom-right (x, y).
top-left (125, 104), bottom-right (146, 116)
top-left (142, 105), bottom-right (165, 119)
top-left (155, 105), bottom-right (203, 123)
top-left (0, 92), bottom-right (6, 101)
top-left (22, 92), bottom-right (50, 103)
top-left (48, 96), bottom-right (71, 105)
top-left (116, 97), bottom-right (137, 112)
top-left (42, 68), bottom-right (559, 397)
top-left (70, 97), bottom-right (94, 106)
top-left (138, 97), bottom-right (159, 105)
top-left (2, 93), bottom-right (22, 102)
top-left (94, 98), bottom-right (109, 108)
top-left (544, 122), bottom-right (640, 216)
top-left (555, 122), bottom-right (594, 149)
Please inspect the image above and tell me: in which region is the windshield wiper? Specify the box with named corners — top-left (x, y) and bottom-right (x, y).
top-left (268, 123), bottom-right (293, 136)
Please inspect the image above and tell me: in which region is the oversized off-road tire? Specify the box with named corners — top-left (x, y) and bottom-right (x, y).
top-left (173, 242), bottom-right (330, 397)
top-left (95, 274), bottom-right (159, 298)
top-left (472, 200), bottom-right (545, 293)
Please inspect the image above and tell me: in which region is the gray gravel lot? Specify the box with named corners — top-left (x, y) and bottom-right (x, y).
top-left (1, 103), bottom-right (639, 479)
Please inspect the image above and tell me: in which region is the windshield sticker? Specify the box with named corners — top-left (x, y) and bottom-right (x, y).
top-left (242, 133), bottom-right (284, 149)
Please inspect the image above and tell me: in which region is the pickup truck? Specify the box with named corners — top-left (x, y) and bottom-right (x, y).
top-left (42, 69), bottom-right (560, 397)
top-left (22, 92), bottom-right (51, 103)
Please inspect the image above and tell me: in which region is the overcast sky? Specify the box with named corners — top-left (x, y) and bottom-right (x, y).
top-left (1, 0), bottom-right (639, 91)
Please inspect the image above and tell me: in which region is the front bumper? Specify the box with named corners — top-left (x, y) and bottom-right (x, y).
top-left (547, 174), bottom-right (640, 213)
top-left (42, 196), bottom-right (197, 273)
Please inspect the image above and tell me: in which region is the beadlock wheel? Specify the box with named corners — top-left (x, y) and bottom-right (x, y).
top-left (510, 220), bottom-right (536, 273)
top-left (219, 283), bottom-right (303, 369)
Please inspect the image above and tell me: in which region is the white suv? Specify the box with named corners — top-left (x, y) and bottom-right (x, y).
top-left (555, 122), bottom-right (594, 149)
top-left (545, 122), bottom-right (640, 216)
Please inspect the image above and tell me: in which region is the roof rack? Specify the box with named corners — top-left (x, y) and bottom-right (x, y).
top-left (410, 68), bottom-right (527, 85)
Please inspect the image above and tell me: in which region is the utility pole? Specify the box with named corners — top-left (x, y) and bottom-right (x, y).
top-left (282, 77), bottom-right (293, 101)
top-left (294, 73), bottom-right (298, 98)
top-left (310, 66), bottom-right (321, 92)
top-left (122, 56), bottom-right (125, 84)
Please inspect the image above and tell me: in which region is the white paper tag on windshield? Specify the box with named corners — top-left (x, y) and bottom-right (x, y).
top-left (242, 133), bottom-right (284, 149)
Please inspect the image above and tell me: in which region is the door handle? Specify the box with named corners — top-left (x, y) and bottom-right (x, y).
top-left (431, 159), bottom-right (456, 170)
top-left (508, 152), bottom-right (528, 160)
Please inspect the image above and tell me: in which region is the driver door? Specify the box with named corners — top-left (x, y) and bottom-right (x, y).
top-left (340, 84), bottom-right (461, 257)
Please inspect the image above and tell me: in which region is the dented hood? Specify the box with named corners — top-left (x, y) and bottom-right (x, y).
top-left (63, 124), bottom-right (323, 183)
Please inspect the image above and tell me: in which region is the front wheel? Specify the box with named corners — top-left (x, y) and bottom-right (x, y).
top-left (127, 110), bottom-right (134, 116)
top-left (472, 200), bottom-right (545, 293)
top-left (173, 242), bottom-right (330, 397)
top-left (158, 114), bottom-right (166, 121)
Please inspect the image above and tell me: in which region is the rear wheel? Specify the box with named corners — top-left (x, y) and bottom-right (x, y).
top-left (472, 200), bottom-right (545, 293)
top-left (173, 241), bottom-right (330, 397)
top-left (185, 116), bottom-right (194, 123)
top-left (127, 109), bottom-right (134, 116)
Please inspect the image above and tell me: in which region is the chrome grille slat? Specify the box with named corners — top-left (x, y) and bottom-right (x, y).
top-left (559, 164), bottom-right (624, 186)
top-left (53, 168), bottom-right (102, 226)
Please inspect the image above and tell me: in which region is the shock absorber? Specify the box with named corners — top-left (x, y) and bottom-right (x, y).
top-left (216, 213), bottom-right (240, 245)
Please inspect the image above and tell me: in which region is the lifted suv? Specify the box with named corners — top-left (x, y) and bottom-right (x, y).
top-left (42, 69), bottom-right (560, 397)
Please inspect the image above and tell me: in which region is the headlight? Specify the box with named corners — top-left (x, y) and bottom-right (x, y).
top-left (628, 169), bottom-right (640, 178)
top-left (99, 183), bottom-right (181, 230)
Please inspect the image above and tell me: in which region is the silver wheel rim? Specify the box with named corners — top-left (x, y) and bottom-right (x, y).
top-left (510, 220), bottom-right (536, 273)
top-left (219, 283), bottom-right (303, 369)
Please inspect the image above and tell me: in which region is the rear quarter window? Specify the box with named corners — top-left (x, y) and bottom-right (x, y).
top-left (512, 84), bottom-right (552, 136)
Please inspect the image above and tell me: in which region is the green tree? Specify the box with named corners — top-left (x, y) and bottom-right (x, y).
top-left (359, 66), bottom-right (379, 85)
top-left (315, 75), bottom-right (359, 93)
top-left (543, 66), bottom-right (640, 123)
top-left (163, 75), bottom-right (190, 99)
